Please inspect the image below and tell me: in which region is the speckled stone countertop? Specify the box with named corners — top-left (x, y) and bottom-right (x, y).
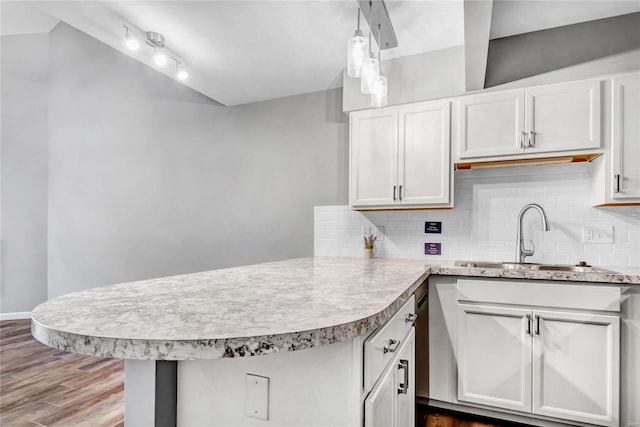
top-left (31, 257), bottom-right (429, 360)
top-left (31, 257), bottom-right (640, 361)
top-left (427, 262), bottom-right (640, 285)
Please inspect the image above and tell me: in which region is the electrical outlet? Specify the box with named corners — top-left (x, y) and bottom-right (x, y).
top-left (361, 225), bottom-right (385, 241)
top-left (582, 225), bottom-right (614, 244)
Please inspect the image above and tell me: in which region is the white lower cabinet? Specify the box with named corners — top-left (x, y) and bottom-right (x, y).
top-left (532, 311), bottom-right (620, 425)
top-left (365, 328), bottom-right (415, 427)
top-left (457, 304), bottom-right (532, 412)
top-left (430, 276), bottom-right (622, 427)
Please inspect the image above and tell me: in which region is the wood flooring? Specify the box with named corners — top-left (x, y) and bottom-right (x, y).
top-left (0, 319), bottom-right (124, 427)
top-left (0, 318), bottom-right (517, 427)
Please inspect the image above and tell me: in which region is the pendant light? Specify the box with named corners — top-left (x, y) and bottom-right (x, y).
top-left (371, 21), bottom-right (388, 107)
top-left (347, 8), bottom-right (368, 78)
top-left (360, 2), bottom-right (379, 94)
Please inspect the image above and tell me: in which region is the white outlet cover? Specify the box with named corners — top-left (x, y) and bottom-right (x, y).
top-left (244, 374), bottom-right (269, 420)
top-left (361, 225), bottom-right (385, 241)
top-left (582, 224), bottom-right (614, 244)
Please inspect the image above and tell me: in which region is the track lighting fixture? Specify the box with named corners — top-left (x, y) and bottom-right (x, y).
top-left (122, 25), bottom-right (188, 81)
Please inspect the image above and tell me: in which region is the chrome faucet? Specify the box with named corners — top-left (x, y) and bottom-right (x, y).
top-left (516, 203), bottom-right (550, 263)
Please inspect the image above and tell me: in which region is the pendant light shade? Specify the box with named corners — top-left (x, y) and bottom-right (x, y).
top-left (370, 16), bottom-right (388, 107)
top-left (360, 54), bottom-right (379, 94)
top-left (347, 30), bottom-right (368, 78)
top-left (370, 75), bottom-right (388, 107)
top-left (347, 8), bottom-right (368, 78)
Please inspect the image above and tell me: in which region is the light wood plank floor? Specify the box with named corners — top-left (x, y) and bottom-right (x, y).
top-left (0, 319), bottom-right (124, 427)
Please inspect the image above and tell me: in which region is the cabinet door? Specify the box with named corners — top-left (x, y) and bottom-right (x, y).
top-left (612, 74), bottom-right (640, 199)
top-left (525, 80), bottom-right (601, 154)
top-left (532, 310), bottom-right (620, 427)
top-left (364, 346), bottom-right (396, 427)
top-left (365, 329), bottom-right (415, 427)
top-left (395, 329), bottom-right (415, 427)
top-left (398, 100), bottom-right (451, 206)
top-left (457, 304), bottom-right (532, 413)
top-left (350, 108), bottom-right (398, 208)
top-left (458, 90), bottom-right (525, 159)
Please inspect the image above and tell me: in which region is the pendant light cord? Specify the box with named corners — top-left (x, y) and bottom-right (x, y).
top-left (368, 1), bottom-right (373, 55)
top-left (377, 4), bottom-right (383, 74)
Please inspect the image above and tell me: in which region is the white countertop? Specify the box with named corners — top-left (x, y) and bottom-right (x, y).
top-left (31, 256), bottom-right (640, 361)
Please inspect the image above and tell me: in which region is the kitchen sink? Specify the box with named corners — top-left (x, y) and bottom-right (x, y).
top-left (454, 261), bottom-right (615, 274)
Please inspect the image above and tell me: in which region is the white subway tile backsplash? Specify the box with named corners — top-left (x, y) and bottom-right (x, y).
top-left (314, 165), bottom-right (639, 268)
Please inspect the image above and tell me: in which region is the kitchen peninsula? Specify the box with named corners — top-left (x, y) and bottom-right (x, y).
top-left (31, 257), bottom-right (640, 426)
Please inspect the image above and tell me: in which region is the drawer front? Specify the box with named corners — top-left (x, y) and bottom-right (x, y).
top-left (457, 279), bottom-right (620, 312)
top-left (364, 295), bottom-right (415, 391)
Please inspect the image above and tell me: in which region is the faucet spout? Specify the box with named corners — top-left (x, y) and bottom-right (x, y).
top-left (516, 203), bottom-right (550, 263)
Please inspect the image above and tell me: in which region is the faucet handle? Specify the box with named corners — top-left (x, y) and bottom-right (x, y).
top-left (527, 240), bottom-right (536, 255)
top-left (522, 239), bottom-right (535, 257)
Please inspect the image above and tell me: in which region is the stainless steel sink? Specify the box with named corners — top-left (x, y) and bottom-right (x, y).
top-left (454, 261), bottom-right (615, 274)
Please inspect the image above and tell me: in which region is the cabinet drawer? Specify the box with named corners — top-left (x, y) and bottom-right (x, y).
top-left (457, 279), bottom-right (620, 312)
top-left (364, 295), bottom-right (415, 391)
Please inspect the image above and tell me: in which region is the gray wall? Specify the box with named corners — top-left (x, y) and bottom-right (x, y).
top-left (486, 12), bottom-right (640, 87)
top-left (343, 46), bottom-right (466, 112)
top-left (0, 33), bottom-right (50, 313)
top-left (343, 14), bottom-right (640, 111)
top-left (46, 23), bottom-right (348, 298)
top-left (0, 23), bottom-right (347, 308)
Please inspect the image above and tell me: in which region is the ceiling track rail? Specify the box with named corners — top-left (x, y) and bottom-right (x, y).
top-left (357, 0), bottom-right (398, 50)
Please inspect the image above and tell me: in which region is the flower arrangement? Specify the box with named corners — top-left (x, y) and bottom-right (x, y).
top-left (364, 233), bottom-right (377, 249)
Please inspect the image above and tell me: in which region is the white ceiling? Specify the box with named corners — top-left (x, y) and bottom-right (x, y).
top-left (3, 1), bottom-right (639, 106)
top-left (0, 2), bottom-right (59, 36)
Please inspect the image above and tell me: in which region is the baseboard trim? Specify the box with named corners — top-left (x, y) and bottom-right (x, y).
top-left (0, 311), bottom-right (32, 321)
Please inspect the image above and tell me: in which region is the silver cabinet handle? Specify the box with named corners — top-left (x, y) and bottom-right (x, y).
top-left (526, 314), bottom-right (531, 335)
top-left (525, 130), bottom-right (536, 148)
top-left (614, 174), bottom-right (621, 193)
top-left (393, 185), bottom-right (397, 201)
top-left (535, 314), bottom-right (540, 335)
top-left (405, 313), bottom-right (417, 324)
top-left (397, 359), bottom-right (409, 394)
top-left (383, 338), bottom-right (400, 354)
top-left (520, 131), bottom-right (526, 148)
top-left (398, 185), bottom-right (403, 201)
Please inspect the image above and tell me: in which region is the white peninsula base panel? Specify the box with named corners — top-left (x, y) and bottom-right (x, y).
top-left (124, 337), bottom-right (365, 426)
top-left (178, 337), bottom-right (364, 426)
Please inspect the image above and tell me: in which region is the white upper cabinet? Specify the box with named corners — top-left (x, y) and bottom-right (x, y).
top-left (397, 101), bottom-right (451, 206)
top-left (458, 90), bottom-right (525, 159)
top-left (350, 107), bottom-right (398, 207)
top-left (457, 80), bottom-right (602, 161)
top-left (525, 80), bottom-right (601, 153)
top-left (350, 100), bottom-right (452, 210)
top-left (611, 73), bottom-right (640, 200)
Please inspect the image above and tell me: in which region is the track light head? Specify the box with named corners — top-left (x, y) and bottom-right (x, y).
top-left (124, 27), bottom-right (140, 51)
top-left (176, 62), bottom-right (189, 81)
top-left (154, 49), bottom-right (168, 66)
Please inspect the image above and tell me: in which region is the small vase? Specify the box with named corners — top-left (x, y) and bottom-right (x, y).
top-left (365, 247), bottom-right (375, 259)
